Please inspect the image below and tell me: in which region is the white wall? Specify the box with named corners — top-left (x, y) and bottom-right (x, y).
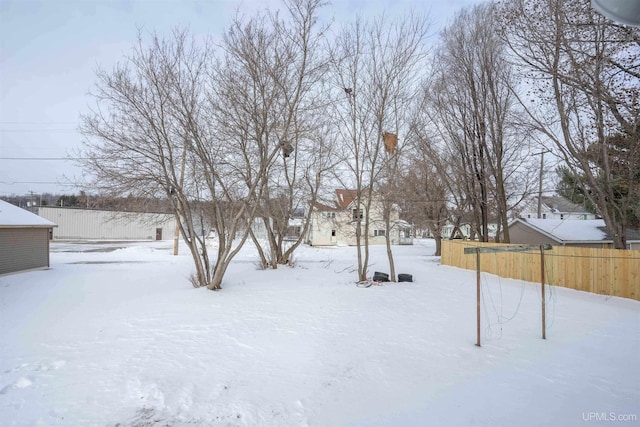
top-left (520, 211), bottom-right (596, 220)
top-left (308, 199), bottom-right (402, 246)
top-left (307, 211), bottom-right (338, 246)
top-left (518, 198), bottom-right (597, 220)
top-left (38, 207), bottom-right (176, 240)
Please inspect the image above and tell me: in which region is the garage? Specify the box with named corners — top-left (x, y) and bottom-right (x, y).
top-left (0, 200), bottom-right (56, 276)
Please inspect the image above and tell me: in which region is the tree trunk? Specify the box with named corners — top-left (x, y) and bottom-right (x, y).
top-left (434, 235), bottom-right (442, 257)
top-left (384, 216), bottom-right (396, 282)
top-left (248, 227), bottom-right (269, 269)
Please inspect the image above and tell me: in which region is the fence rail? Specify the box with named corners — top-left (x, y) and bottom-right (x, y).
top-left (441, 240), bottom-right (640, 301)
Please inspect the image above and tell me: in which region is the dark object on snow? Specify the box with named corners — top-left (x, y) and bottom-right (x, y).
top-left (373, 271), bottom-right (389, 282)
top-left (398, 273), bottom-right (413, 282)
top-left (281, 142), bottom-right (295, 158)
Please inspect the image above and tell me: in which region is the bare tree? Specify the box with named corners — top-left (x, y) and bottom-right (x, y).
top-left (81, 19), bottom-right (305, 290)
top-left (396, 142), bottom-right (449, 255)
top-left (203, 5), bottom-right (313, 285)
top-left (500, 0), bottom-right (640, 248)
top-left (423, 3), bottom-right (530, 242)
top-left (225, 0), bottom-right (332, 269)
top-left (373, 14), bottom-right (431, 282)
top-left (327, 17), bottom-right (374, 281)
top-left (80, 30), bottom-right (219, 288)
top-left (328, 11), bottom-right (430, 281)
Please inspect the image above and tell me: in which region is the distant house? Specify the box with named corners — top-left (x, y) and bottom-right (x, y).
top-left (507, 218), bottom-right (640, 249)
top-left (519, 196), bottom-right (597, 220)
top-left (285, 207), bottom-right (306, 241)
top-left (440, 221), bottom-right (472, 240)
top-left (306, 189), bottom-right (412, 246)
top-left (0, 199), bottom-right (57, 275)
top-left (37, 206), bottom-right (176, 240)
top-left (432, 213), bottom-right (500, 241)
top-left (251, 207), bottom-right (306, 242)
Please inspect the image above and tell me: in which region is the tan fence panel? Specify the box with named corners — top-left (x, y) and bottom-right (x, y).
top-left (441, 240), bottom-right (640, 301)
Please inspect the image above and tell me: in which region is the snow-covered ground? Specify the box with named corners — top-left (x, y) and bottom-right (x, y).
top-left (1, 239), bottom-right (638, 426)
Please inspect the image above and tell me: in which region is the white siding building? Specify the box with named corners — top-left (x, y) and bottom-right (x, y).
top-left (38, 207), bottom-right (176, 241)
top-left (519, 196), bottom-right (597, 220)
top-left (306, 189), bottom-right (412, 246)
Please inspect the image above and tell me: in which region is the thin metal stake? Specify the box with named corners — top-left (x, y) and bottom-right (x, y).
top-left (476, 248), bottom-right (481, 347)
top-left (541, 245), bottom-right (546, 340)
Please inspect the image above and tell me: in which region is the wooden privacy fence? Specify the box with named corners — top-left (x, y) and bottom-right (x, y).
top-left (441, 240), bottom-right (640, 301)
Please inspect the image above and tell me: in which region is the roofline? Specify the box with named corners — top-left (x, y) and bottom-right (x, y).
top-left (311, 201), bottom-right (340, 211)
top-left (0, 225), bottom-right (57, 229)
top-left (511, 218), bottom-right (640, 244)
top-left (512, 218), bottom-right (564, 242)
top-left (558, 239), bottom-right (640, 244)
top-left (559, 240), bottom-right (610, 244)
top-left (38, 206), bottom-right (174, 216)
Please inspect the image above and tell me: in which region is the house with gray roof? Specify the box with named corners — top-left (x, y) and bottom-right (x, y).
top-left (519, 196), bottom-right (597, 221)
top-left (507, 218), bottom-right (640, 250)
top-left (0, 199), bottom-right (57, 275)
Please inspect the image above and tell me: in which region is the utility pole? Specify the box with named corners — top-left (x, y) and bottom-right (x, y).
top-left (533, 150), bottom-right (550, 219)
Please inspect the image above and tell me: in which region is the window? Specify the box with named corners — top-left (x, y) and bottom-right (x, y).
top-left (352, 208), bottom-right (363, 220)
top-left (331, 230), bottom-right (336, 237)
top-left (542, 213), bottom-right (547, 219)
top-left (325, 212), bottom-right (335, 219)
top-left (374, 229), bottom-right (386, 237)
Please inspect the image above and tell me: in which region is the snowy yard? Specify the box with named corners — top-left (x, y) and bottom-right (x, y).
top-left (1, 239), bottom-right (638, 426)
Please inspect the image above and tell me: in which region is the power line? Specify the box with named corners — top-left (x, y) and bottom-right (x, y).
top-left (0, 157), bottom-right (76, 161)
top-left (0, 121), bottom-right (77, 124)
top-left (0, 181), bottom-right (78, 184)
top-left (0, 129), bottom-right (78, 133)
top-left (0, 157), bottom-right (105, 160)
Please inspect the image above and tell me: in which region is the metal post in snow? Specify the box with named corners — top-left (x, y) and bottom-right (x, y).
top-left (476, 247), bottom-right (481, 347)
top-left (541, 245), bottom-right (546, 340)
top-left (464, 244), bottom-right (552, 346)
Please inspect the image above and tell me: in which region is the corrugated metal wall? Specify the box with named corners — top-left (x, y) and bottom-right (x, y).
top-left (38, 207), bottom-right (176, 240)
top-left (0, 228), bottom-right (50, 275)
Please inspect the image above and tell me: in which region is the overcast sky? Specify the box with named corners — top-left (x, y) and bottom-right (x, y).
top-left (0, 0), bottom-right (483, 196)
